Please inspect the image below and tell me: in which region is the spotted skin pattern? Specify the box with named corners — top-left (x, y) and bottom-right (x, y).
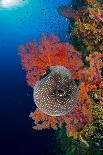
top-left (33, 66), bottom-right (78, 116)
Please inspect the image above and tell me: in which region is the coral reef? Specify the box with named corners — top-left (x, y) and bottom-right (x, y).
top-left (19, 0), bottom-right (103, 154)
top-left (55, 0), bottom-right (103, 153)
top-left (63, 0), bottom-right (103, 54)
top-left (19, 33), bottom-right (103, 139)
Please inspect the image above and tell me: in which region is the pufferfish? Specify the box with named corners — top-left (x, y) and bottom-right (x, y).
top-left (33, 66), bottom-right (78, 116)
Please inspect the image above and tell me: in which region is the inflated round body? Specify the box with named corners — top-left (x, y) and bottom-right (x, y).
top-left (33, 66), bottom-right (78, 116)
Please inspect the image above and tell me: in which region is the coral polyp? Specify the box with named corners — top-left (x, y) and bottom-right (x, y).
top-left (33, 66), bottom-right (78, 116)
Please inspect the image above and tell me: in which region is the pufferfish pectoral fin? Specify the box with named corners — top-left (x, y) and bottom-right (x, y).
top-left (75, 79), bottom-right (81, 87)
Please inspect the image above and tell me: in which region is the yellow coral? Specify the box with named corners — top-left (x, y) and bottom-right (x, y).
top-left (68, 130), bottom-right (80, 139)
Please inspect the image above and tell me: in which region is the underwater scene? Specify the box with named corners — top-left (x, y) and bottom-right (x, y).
top-left (0, 0), bottom-right (103, 155)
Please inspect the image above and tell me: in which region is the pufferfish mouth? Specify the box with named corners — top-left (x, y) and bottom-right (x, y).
top-left (56, 89), bottom-right (67, 97)
top-left (33, 66), bottom-right (78, 116)
top-left (50, 82), bottom-right (72, 101)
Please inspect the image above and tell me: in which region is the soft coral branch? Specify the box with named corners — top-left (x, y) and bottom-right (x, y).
top-left (30, 100), bottom-right (89, 133)
top-left (19, 33), bottom-right (84, 88)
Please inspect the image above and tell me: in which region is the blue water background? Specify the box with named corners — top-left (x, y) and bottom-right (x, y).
top-left (0, 0), bottom-right (71, 154)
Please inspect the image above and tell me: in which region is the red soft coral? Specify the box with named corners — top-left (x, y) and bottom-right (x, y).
top-left (19, 33), bottom-right (103, 135)
top-left (19, 33), bottom-right (84, 88)
top-left (30, 101), bottom-right (89, 133)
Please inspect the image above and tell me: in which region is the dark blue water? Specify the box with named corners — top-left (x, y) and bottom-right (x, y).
top-left (0, 0), bottom-right (71, 154)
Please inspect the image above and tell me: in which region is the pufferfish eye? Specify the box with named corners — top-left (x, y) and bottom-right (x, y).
top-left (33, 66), bottom-right (78, 116)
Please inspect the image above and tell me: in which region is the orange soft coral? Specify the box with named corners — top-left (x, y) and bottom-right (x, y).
top-left (19, 33), bottom-right (103, 136)
top-left (29, 108), bottom-right (61, 130)
top-left (77, 52), bottom-right (103, 121)
top-left (19, 33), bottom-right (84, 88)
top-left (81, 52), bottom-right (103, 83)
top-left (69, 0), bottom-right (103, 53)
top-left (30, 101), bottom-right (89, 133)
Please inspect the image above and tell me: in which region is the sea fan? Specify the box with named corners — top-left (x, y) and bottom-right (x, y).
top-left (19, 33), bottom-right (83, 88)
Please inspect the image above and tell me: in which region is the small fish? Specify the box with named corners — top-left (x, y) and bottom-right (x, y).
top-left (33, 66), bottom-right (78, 116)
